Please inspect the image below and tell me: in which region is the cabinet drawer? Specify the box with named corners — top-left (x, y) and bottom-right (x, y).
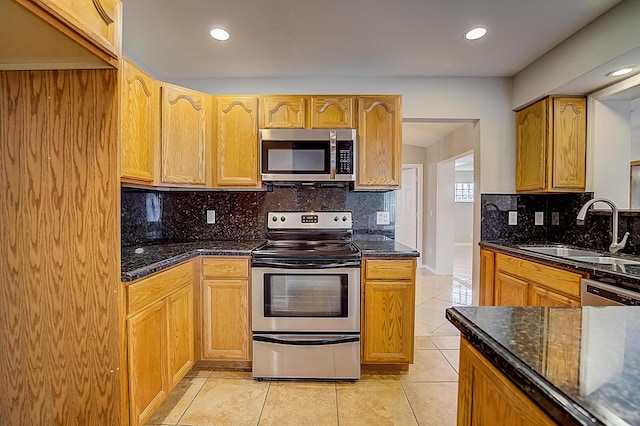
top-left (365, 258), bottom-right (415, 280)
top-left (202, 257), bottom-right (249, 279)
top-left (495, 253), bottom-right (581, 298)
top-left (127, 261), bottom-right (193, 314)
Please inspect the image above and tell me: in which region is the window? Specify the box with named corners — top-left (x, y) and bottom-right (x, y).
top-left (455, 182), bottom-right (474, 203)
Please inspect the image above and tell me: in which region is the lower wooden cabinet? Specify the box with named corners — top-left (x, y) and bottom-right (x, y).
top-left (362, 257), bottom-right (416, 364)
top-left (126, 261), bottom-right (194, 426)
top-left (482, 250), bottom-right (582, 307)
top-left (201, 257), bottom-right (251, 361)
top-left (458, 338), bottom-right (556, 425)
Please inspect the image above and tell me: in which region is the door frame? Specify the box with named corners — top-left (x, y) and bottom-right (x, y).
top-left (395, 164), bottom-right (423, 267)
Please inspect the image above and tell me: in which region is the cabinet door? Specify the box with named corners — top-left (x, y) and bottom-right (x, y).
top-left (516, 98), bottom-right (548, 192)
top-left (480, 249), bottom-right (495, 306)
top-left (530, 285), bottom-right (580, 307)
top-left (551, 97), bottom-right (586, 190)
top-left (121, 59), bottom-right (157, 183)
top-left (30, 0), bottom-right (121, 58)
top-left (494, 272), bottom-right (528, 306)
top-left (214, 96), bottom-right (260, 188)
top-left (543, 308), bottom-right (581, 392)
top-left (161, 83), bottom-right (208, 185)
top-left (166, 285), bottom-right (194, 389)
top-left (202, 279), bottom-right (250, 360)
top-left (363, 280), bottom-right (414, 363)
top-left (128, 300), bottom-right (167, 426)
top-left (310, 96), bottom-right (354, 128)
top-left (458, 339), bottom-right (556, 426)
top-left (260, 95), bottom-right (307, 128)
top-left (356, 95), bottom-right (402, 189)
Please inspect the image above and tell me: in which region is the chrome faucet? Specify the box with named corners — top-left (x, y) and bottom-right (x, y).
top-left (576, 198), bottom-right (629, 254)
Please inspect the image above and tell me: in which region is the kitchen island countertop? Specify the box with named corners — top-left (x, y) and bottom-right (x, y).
top-left (447, 305), bottom-right (640, 425)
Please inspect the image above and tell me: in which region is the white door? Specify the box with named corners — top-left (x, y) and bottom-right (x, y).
top-left (395, 167), bottom-right (418, 249)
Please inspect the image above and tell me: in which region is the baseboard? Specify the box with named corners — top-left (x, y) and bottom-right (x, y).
top-left (422, 264), bottom-right (436, 274)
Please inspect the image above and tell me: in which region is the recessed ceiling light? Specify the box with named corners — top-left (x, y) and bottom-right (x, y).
top-left (210, 28), bottom-right (230, 41)
top-left (464, 27), bottom-right (487, 41)
top-left (607, 67), bottom-right (634, 77)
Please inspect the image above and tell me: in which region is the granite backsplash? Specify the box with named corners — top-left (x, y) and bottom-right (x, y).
top-left (121, 186), bottom-right (395, 247)
top-left (481, 192), bottom-right (640, 256)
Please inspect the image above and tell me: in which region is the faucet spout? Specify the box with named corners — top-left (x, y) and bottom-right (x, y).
top-left (576, 198), bottom-right (629, 254)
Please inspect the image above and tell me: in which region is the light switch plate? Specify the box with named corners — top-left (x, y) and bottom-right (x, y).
top-left (206, 210), bottom-right (216, 224)
top-left (376, 211), bottom-right (390, 225)
top-left (508, 211), bottom-right (517, 226)
top-left (551, 212), bottom-right (560, 226)
top-left (535, 211), bottom-right (544, 226)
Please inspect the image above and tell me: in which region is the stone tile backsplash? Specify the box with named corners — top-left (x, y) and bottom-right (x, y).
top-left (481, 192), bottom-right (640, 256)
top-left (121, 186), bottom-right (395, 247)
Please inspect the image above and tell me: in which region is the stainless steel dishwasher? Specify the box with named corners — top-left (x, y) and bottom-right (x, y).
top-left (581, 278), bottom-right (640, 306)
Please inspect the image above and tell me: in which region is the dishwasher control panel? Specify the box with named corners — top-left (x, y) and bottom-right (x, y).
top-left (581, 278), bottom-right (640, 306)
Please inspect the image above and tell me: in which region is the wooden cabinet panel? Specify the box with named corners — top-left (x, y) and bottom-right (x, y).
top-left (214, 96), bottom-right (260, 188)
top-left (202, 279), bottom-right (250, 360)
top-left (495, 272), bottom-right (528, 306)
top-left (120, 59), bottom-right (157, 183)
top-left (201, 256), bottom-right (251, 361)
top-left (458, 338), bottom-right (556, 426)
top-left (161, 83), bottom-right (208, 185)
top-left (310, 96), bottom-right (354, 128)
top-left (362, 257), bottom-right (415, 364)
top-left (552, 97), bottom-right (586, 189)
top-left (480, 249), bottom-right (495, 306)
top-left (516, 98), bottom-right (548, 192)
top-left (543, 308), bottom-right (581, 392)
top-left (27, 0), bottom-right (121, 59)
top-left (128, 261), bottom-right (193, 313)
top-left (355, 95), bottom-right (402, 189)
top-left (128, 300), bottom-right (167, 426)
top-left (260, 95), bottom-right (307, 128)
top-left (530, 285), bottom-right (580, 307)
top-left (516, 96), bottom-right (586, 193)
top-left (166, 284), bottom-right (194, 388)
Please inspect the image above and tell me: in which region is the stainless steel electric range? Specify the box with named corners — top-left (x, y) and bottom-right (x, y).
top-left (251, 211), bottom-right (361, 380)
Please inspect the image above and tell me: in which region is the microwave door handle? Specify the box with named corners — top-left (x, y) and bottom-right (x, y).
top-left (330, 130), bottom-right (336, 179)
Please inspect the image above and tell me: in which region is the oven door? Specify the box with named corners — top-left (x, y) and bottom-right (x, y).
top-left (251, 266), bottom-right (360, 333)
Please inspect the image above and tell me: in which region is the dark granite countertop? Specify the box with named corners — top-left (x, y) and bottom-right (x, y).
top-left (122, 237), bottom-right (418, 282)
top-left (447, 306), bottom-right (640, 426)
top-left (481, 240), bottom-right (640, 293)
top-left (121, 240), bottom-right (264, 282)
top-left (353, 235), bottom-right (420, 257)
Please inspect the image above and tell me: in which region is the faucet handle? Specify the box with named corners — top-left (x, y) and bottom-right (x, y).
top-left (610, 232), bottom-right (630, 254)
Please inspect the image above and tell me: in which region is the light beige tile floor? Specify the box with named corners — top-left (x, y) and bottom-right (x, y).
top-left (146, 248), bottom-right (472, 426)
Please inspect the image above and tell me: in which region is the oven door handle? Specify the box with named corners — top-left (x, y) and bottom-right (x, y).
top-left (252, 260), bottom-right (361, 269)
top-left (253, 334), bottom-right (359, 346)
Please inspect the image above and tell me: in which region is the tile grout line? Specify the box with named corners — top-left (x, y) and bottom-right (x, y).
top-left (173, 374), bottom-right (209, 426)
top-left (254, 379), bottom-right (271, 425)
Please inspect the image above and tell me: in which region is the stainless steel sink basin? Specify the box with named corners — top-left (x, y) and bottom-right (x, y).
top-left (565, 256), bottom-right (640, 266)
top-left (518, 245), bottom-right (603, 258)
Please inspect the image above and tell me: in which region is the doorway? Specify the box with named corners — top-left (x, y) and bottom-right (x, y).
top-left (395, 164), bottom-right (423, 266)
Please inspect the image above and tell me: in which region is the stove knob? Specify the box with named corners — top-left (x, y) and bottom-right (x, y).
top-left (280, 216), bottom-right (286, 222)
top-left (342, 216), bottom-right (347, 222)
top-left (271, 216), bottom-right (278, 222)
top-left (334, 216), bottom-right (339, 222)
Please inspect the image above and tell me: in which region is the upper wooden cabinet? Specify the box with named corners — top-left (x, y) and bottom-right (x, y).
top-left (516, 96), bottom-right (586, 193)
top-left (0, 0), bottom-right (121, 69)
top-left (260, 95), bottom-right (307, 129)
top-left (355, 95), bottom-right (402, 190)
top-left (213, 96), bottom-right (261, 188)
top-left (120, 60), bottom-right (158, 184)
top-left (362, 257), bottom-right (416, 364)
top-left (160, 83), bottom-right (209, 186)
top-left (310, 96), bottom-right (354, 128)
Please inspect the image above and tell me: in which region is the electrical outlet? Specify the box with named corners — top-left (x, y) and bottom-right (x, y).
top-left (376, 211), bottom-right (390, 225)
top-left (206, 210), bottom-right (216, 224)
top-left (508, 211), bottom-right (517, 226)
top-left (551, 212), bottom-right (560, 226)
top-left (535, 211), bottom-right (544, 226)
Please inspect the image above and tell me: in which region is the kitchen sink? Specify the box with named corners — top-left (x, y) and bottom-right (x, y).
top-left (565, 256), bottom-right (640, 266)
top-left (518, 245), bottom-right (603, 258)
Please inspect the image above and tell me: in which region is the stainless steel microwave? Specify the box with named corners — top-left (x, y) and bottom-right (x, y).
top-left (260, 129), bottom-right (356, 182)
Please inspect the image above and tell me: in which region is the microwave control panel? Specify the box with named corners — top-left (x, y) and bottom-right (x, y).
top-left (336, 141), bottom-right (353, 174)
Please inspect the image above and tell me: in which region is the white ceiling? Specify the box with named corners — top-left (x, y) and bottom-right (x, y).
top-left (122, 0), bottom-right (624, 145)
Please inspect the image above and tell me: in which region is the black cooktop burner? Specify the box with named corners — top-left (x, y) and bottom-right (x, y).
top-left (253, 240), bottom-right (360, 259)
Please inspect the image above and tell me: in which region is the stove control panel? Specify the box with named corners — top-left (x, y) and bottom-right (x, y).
top-left (267, 211), bottom-right (352, 229)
